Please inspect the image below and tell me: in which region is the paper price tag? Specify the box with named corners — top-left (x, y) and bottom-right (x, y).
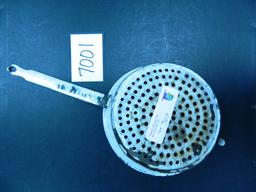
top-left (70, 34), bottom-right (103, 82)
top-left (145, 86), bottom-right (179, 144)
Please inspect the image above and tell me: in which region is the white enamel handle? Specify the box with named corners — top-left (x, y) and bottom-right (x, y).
top-left (7, 64), bottom-right (107, 107)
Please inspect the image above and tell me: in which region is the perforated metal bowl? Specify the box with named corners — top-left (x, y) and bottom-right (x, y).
top-left (104, 63), bottom-right (220, 176)
top-left (8, 63), bottom-right (221, 176)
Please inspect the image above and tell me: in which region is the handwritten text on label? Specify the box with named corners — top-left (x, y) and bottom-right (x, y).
top-left (70, 34), bottom-right (103, 82)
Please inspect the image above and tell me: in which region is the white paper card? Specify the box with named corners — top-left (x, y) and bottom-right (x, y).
top-left (146, 86), bottom-right (179, 144)
top-left (70, 34), bottom-right (103, 82)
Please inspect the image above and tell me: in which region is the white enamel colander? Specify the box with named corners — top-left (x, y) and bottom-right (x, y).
top-left (8, 63), bottom-right (222, 176)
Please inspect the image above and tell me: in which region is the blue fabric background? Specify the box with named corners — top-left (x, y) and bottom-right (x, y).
top-left (0, 0), bottom-right (255, 191)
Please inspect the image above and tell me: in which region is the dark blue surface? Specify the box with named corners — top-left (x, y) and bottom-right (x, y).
top-left (0, 0), bottom-right (256, 191)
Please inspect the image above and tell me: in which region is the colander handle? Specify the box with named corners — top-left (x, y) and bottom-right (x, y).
top-left (7, 64), bottom-right (107, 107)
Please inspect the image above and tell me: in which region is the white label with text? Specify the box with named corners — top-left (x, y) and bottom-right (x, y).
top-left (70, 34), bottom-right (103, 82)
top-left (146, 86), bottom-right (179, 144)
